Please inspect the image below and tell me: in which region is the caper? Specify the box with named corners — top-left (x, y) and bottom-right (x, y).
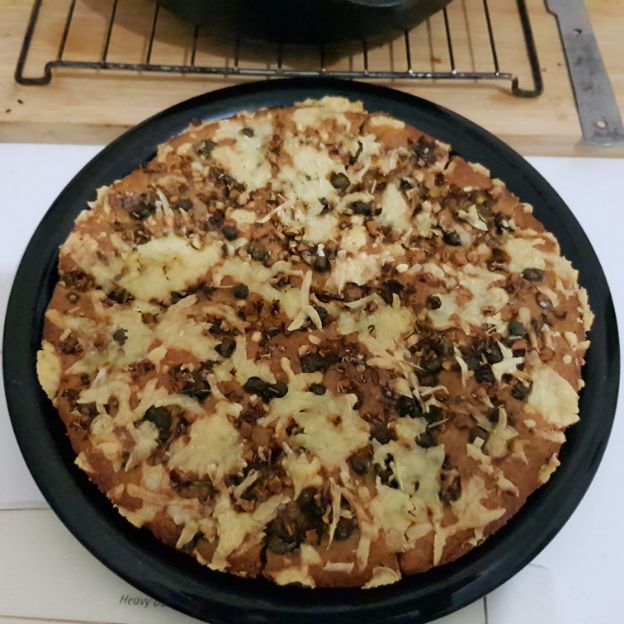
top-left (232, 283), bottom-right (249, 299)
top-left (349, 448), bottom-right (371, 475)
top-left (182, 379), bottom-right (211, 401)
top-left (196, 139), bottom-right (216, 157)
top-left (397, 396), bottom-right (422, 418)
top-left (262, 382), bottom-right (288, 402)
top-left (475, 365), bottom-right (496, 384)
top-left (329, 172), bottom-right (350, 191)
top-left (508, 320), bottom-right (527, 338)
top-left (143, 405), bottom-right (172, 440)
top-left (130, 201), bottom-right (156, 220)
top-left (416, 430), bottom-right (437, 448)
top-left (350, 200), bottom-right (373, 216)
top-left (484, 342), bottom-right (503, 364)
top-left (522, 268), bottom-right (544, 282)
top-left (424, 405), bottom-right (444, 423)
top-left (334, 517), bottom-right (356, 540)
top-left (426, 295), bottom-right (442, 310)
top-left (222, 226), bottom-right (239, 241)
top-left (418, 372), bottom-right (438, 386)
top-left (243, 376), bottom-right (267, 395)
top-left (248, 241), bottom-right (268, 262)
top-left (370, 421), bottom-right (394, 444)
top-left (443, 230), bottom-right (462, 246)
top-left (112, 328), bottom-right (127, 346)
top-left (309, 383), bottom-right (326, 396)
top-left (511, 381), bottom-right (533, 400)
top-left (299, 353), bottom-right (329, 373)
top-left (536, 292), bottom-right (552, 309)
top-left (421, 358), bottom-right (442, 374)
top-left (439, 474), bottom-right (462, 504)
top-left (215, 336), bottom-right (236, 358)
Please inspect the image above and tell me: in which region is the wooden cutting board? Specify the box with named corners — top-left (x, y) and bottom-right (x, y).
top-left (1, 0), bottom-right (623, 155)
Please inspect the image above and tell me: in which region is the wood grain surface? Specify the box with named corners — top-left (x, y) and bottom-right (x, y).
top-left (0, 0), bottom-right (623, 155)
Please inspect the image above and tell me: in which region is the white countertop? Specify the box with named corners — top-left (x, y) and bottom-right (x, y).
top-left (0, 145), bottom-right (622, 624)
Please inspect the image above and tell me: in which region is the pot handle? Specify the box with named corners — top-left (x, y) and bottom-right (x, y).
top-left (546, 0), bottom-right (624, 146)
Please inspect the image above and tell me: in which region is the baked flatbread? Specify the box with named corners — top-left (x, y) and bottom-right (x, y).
top-left (37, 97), bottom-right (592, 588)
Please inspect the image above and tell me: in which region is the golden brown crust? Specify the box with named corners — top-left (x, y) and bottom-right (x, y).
top-left (36, 97), bottom-right (591, 589)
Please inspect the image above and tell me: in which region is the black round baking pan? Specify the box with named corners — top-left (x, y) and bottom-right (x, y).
top-left (157, 0), bottom-right (451, 45)
top-left (4, 78), bottom-right (619, 624)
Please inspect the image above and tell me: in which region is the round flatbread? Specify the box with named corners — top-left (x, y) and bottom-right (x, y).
top-left (37, 97), bottom-right (592, 588)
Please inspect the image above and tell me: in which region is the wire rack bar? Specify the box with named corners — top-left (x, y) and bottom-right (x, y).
top-left (145, 3), bottom-right (160, 65)
top-left (15, 0), bottom-right (544, 97)
top-left (101, 0), bottom-right (118, 63)
top-left (56, 0), bottom-right (76, 61)
top-left (442, 7), bottom-right (456, 73)
top-left (482, 0), bottom-right (500, 74)
top-left (403, 29), bottom-right (413, 74)
top-left (190, 25), bottom-right (199, 67)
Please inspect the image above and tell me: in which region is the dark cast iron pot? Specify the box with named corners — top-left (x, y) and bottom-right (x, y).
top-left (157, 0), bottom-right (451, 44)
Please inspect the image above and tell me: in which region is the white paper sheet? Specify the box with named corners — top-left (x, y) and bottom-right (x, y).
top-left (0, 508), bottom-right (488, 624)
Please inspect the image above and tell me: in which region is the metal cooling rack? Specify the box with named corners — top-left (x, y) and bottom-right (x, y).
top-left (15, 0), bottom-right (543, 97)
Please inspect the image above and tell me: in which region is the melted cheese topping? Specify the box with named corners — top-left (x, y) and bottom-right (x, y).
top-left (168, 402), bottom-right (244, 479)
top-left (467, 440), bottom-right (519, 496)
top-left (211, 493), bottom-right (287, 570)
top-left (369, 485), bottom-right (416, 544)
top-left (109, 307), bottom-right (155, 365)
top-left (64, 231), bottom-right (223, 302)
top-left (435, 478), bottom-right (505, 564)
top-left (155, 296), bottom-right (220, 362)
top-left (288, 393), bottom-right (369, 468)
top-left (504, 238), bottom-right (546, 273)
top-left (527, 366), bottom-right (580, 428)
top-left (37, 341), bottom-right (62, 400)
top-left (278, 136), bottom-right (340, 207)
top-left (272, 566), bottom-right (316, 588)
top-left (377, 183), bottom-right (411, 234)
top-left (458, 204), bottom-right (488, 231)
top-left (428, 265), bottom-right (508, 331)
top-left (362, 565), bottom-right (402, 589)
top-left (491, 342), bottom-right (524, 382)
top-left (214, 334), bottom-right (275, 384)
top-left (538, 454), bottom-right (561, 484)
top-left (328, 252), bottom-right (384, 292)
top-left (121, 235), bottom-right (222, 301)
top-left (338, 297), bottom-right (415, 371)
top-left (118, 484), bottom-right (167, 527)
top-left (283, 452), bottom-right (323, 497)
top-left (211, 114), bottom-right (274, 191)
top-left (374, 440), bottom-right (444, 502)
top-left (213, 257), bottom-right (282, 303)
top-left (485, 408), bottom-right (518, 459)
